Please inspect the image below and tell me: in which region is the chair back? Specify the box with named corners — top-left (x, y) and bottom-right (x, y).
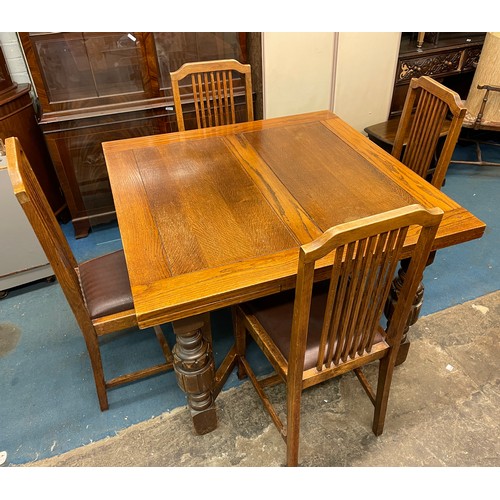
top-left (170, 59), bottom-right (253, 132)
top-left (391, 76), bottom-right (466, 189)
top-left (6, 137), bottom-right (93, 332)
top-left (289, 204), bottom-right (443, 376)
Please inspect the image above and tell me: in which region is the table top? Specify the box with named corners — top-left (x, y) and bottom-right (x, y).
top-left (103, 110), bottom-right (485, 328)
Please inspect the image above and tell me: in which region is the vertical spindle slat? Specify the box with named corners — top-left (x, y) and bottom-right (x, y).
top-left (215, 72), bottom-right (223, 125)
top-left (202, 72), bottom-right (212, 127)
top-left (325, 249), bottom-right (350, 367)
top-left (329, 242), bottom-right (356, 366)
top-left (353, 235), bottom-right (379, 354)
top-left (316, 246), bottom-right (343, 371)
top-left (222, 71), bottom-right (230, 124)
top-left (210, 71), bottom-right (219, 127)
top-left (341, 238), bottom-right (369, 360)
top-left (229, 72), bottom-right (236, 124)
top-left (191, 74), bottom-right (202, 129)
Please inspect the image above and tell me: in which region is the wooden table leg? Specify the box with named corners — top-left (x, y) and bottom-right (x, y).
top-left (384, 252), bottom-right (436, 365)
top-left (172, 315), bottom-right (217, 435)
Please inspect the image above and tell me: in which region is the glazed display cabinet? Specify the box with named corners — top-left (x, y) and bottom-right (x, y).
top-left (20, 32), bottom-right (261, 237)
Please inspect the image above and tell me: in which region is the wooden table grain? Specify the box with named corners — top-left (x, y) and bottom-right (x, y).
top-left (103, 110), bottom-right (485, 434)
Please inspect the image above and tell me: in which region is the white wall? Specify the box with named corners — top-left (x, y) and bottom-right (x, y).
top-left (262, 32), bottom-right (336, 119)
top-left (262, 32), bottom-right (401, 132)
top-left (0, 32), bottom-right (30, 84)
top-left (333, 32), bottom-right (401, 131)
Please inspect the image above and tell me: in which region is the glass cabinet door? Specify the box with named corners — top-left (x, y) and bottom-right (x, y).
top-left (23, 32), bottom-right (156, 110)
top-left (153, 32), bottom-right (245, 94)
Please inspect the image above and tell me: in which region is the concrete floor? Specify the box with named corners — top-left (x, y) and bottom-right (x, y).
top-left (24, 289), bottom-right (499, 468)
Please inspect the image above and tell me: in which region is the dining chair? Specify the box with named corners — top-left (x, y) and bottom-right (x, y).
top-left (5, 136), bottom-right (175, 412)
top-left (233, 204), bottom-right (443, 466)
top-left (383, 77), bottom-right (466, 354)
top-left (170, 59), bottom-right (253, 132)
top-left (365, 76), bottom-right (467, 189)
top-left (392, 76), bottom-right (467, 189)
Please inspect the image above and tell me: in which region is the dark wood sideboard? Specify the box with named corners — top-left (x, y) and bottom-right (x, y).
top-left (19, 32), bottom-right (262, 237)
top-left (390, 32), bottom-right (485, 117)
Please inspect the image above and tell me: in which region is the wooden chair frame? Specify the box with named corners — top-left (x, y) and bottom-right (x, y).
top-left (170, 59), bottom-right (253, 132)
top-left (392, 76), bottom-right (467, 189)
top-left (234, 204), bottom-right (443, 466)
top-left (6, 137), bottom-right (175, 411)
top-left (450, 84), bottom-right (500, 168)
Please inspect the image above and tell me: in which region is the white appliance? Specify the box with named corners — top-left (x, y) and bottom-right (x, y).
top-left (0, 153), bottom-right (53, 298)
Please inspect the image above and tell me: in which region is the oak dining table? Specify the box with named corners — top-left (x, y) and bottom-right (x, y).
top-left (102, 110), bottom-right (485, 435)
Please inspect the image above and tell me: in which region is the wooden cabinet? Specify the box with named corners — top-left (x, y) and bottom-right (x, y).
top-left (390, 32), bottom-right (485, 117)
top-left (20, 32), bottom-right (261, 237)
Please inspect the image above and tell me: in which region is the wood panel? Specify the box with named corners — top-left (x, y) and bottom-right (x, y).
top-left (139, 140), bottom-right (297, 273)
top-left (242, 122), bottom-right (417, 230)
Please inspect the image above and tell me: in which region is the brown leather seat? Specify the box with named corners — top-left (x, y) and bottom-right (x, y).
top-left (247, 282), bottom-right (386, 371)
top-left (79, 250), bottom-right (133, 320)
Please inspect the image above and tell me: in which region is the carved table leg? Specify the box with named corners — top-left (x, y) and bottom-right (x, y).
top-left (384, 252), bottom-right (436, 366)
top-left (172, 315), bottom-right (217, 435)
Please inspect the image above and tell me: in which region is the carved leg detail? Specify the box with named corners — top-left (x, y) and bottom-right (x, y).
top-left (172, 317), bottom-right (217, 435)
top-left (385, 270), bottom-right (423, 365)
top-left (384, 253), bottom-right (433, 365)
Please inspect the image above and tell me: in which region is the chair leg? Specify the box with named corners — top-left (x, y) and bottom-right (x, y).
top-left (153, 325), bottom-right (173, 362)
top-left (372, 354), bottom-right (396, 436)
top-left (82, 330), bottom-right (109, 411)
top-left (233, 308), bottom-right (247, 379)
top-left (286, 383), bottom-right (302, 467)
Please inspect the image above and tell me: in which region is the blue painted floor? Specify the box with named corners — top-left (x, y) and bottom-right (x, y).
top-left (0, 137), bottom-right (498, 465)
top-left (420, 137), bottom-right (499, 316)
